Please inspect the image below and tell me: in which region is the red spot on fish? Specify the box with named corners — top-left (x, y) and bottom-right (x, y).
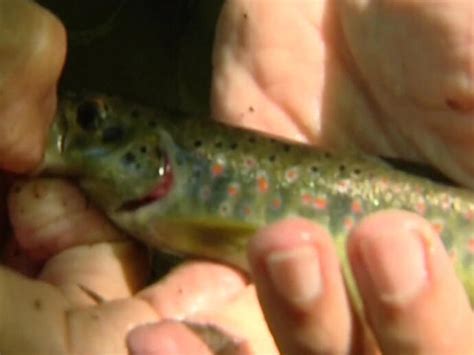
top-left (271, 198), bottom-right (282, 209)
top-left (227, 184), bottom-right (239, 197)
top-left (351, 200), bottom-right (362, 214)
top-left (313, 197), bottom-right (327, 210)
top-left (431, 221), bottom-right (444, 235)
top-left (440, 195), bottom-right (452, 210)
top-left (415, 200), bottom-right (426, 215)
top-left (243, 156), bottom-right (256, 169)
top-left (211, 163), bottom-right (224, 177)
top-left (285, 168), bottom-right (299, 183)
top-left (242, 206), bottom-right (252, 216)
top-left (468, 238), bottom-right (474, 254)
top-left (257, 175), bottom-right (269, 193)
top-left (344, 217), bottom-right (354, 231)
top-left (301, 193), bottom-right (312, 206)
top-left (465, 210), bottom-right (474, 221)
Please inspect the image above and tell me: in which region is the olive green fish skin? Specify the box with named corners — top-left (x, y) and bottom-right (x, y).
top-left (42, 93), bottom-right (474, 303)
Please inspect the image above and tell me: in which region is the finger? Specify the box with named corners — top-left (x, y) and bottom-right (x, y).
top-left (0, 266), bottom-right (158, 355)
top-left (8, 178), bottom-right (126, 261)
top-left (349, 210), bottom-right (474, 354)
top-left (7, 177), bottom-right (149, 304)
top-left (211, 0), bottom-right (327, 144)
top-left (338, 0), bottom-right (474, 187)
top-left (248, 218), bottom-right (359, 355)
top-left (0, 0), bottom-right (66, 172)
top-left (139, 262), bottom-right (276, 354)
top-left (128, 320), bottom-right (254, 355)
top-left (127, 321), bottom-right (214, 355)
top-left (39, 240), bottom-right (149, 306)
top-left (137, 261), bottom-right (248, 319)
top-left (190, 285), bottom-right (279, 355)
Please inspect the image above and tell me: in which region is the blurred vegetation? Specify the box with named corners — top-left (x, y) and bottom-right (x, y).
top-left (38, 0), bottom-right (224, 115)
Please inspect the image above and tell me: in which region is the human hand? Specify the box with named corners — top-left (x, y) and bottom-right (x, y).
top-left (0, 0), bottom-right (65, 268)
top-left (0, 0), bottom-right (65, 173)
top-left (136, 0), bottom-right (474, 353)
top-left (212, 0), bottom-right (474, 188)
top-left (0, 3), bottom-right (276, 355)
top-left (3, 1), bottom-right (474, 354)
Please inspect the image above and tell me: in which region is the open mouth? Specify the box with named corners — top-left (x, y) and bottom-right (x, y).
top-left (119, 156), bottom-right (173, 211)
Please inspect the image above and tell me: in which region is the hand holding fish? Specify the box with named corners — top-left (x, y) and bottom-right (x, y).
top-left (1, 1), bottom-right (474, 355)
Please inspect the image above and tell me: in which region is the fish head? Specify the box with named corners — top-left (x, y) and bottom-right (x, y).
top-left (42, 93), bottom-right (255, 269)
top-left (42, 93), bottom-right (179, 213)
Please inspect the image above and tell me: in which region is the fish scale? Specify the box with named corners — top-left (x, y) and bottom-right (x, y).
top-left (41, 93), bottom-right (474, 305)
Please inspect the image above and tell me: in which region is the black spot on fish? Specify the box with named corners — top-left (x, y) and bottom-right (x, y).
top-left (122, 152), bottom-right (135, 165)
top-left (248, 137), bottom-right (256, 144)
top-left (269, 155), bottom-right (276, 162)
top-left (283, 145), bottom-right (291, 152)
top-left (148, 120), bottom-right (157, 128)
top-left (155, 147), bottom-right (164, 159)
top-left (102, 126), bottom-right (124, 143)
top-left (131, 109), bottom-right (140, 118)
top-left (140, 146), bottom-right (148, 153)
top-left (339, 165), bottom-right (346, 172)
top-left (230, 142), bottom-right (238, 150)
top-left (194, 140), bottom-right (202, 148)
top-left (311, 166), bottom-right (319, 173)
top-left (77, 100), bottom-right (103, 131)
top-left (215, 141), bottom-right (223, 148)
top-left (324, 152), bottom-right (332, 158)
top-left (353, 168), bottom-right (361, 175)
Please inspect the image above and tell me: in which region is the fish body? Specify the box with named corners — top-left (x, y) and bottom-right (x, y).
top-left (41, 93), bottom-right (474, 303)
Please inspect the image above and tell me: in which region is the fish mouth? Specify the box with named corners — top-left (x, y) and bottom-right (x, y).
top-left (118, 155), bottom-right (174, 211)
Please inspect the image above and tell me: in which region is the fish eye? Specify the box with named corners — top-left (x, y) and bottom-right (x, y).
top-left (76, 99), bottom-right (106, 131)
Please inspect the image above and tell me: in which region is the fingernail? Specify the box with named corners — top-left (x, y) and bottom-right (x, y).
top-left (267, 245), bottom-right (322, 308)
top-left (361, 227), bottom-right (429, 304)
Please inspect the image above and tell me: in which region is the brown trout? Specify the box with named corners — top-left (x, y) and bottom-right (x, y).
top-left (40, 93), bottom-right (474, 304)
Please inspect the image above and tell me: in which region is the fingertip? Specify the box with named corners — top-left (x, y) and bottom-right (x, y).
top-left (127, 321), bottom-right (212, 355)
top-left (8, 178), bottom-right (124, 260)
top-left (0, 0), bottom-right (66, 173)
top-left (248, 218), bottom-right (354, 354)
top-left (248, 218), bottom-right (333, 308)
top-left (248, 217), bottom-right (329, 270)
top-left (349, 210), bottom-right (474, 353)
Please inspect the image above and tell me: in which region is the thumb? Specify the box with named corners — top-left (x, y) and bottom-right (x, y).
top-left (0, 0), bottom-right (66, 173)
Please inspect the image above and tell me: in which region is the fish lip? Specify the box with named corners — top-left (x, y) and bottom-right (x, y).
top-left (117, 154), bottom-right (174, 212)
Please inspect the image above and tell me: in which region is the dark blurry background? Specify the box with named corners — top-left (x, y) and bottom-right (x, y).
top-left (37, 0), bottom-right (224, 115)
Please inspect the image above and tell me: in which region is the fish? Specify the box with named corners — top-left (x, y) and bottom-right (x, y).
top-left (40, 92), bottom-right (474, 304)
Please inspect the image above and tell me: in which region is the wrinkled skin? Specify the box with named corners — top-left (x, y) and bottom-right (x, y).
top-left (1, 1), bottom-right (473, 355)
